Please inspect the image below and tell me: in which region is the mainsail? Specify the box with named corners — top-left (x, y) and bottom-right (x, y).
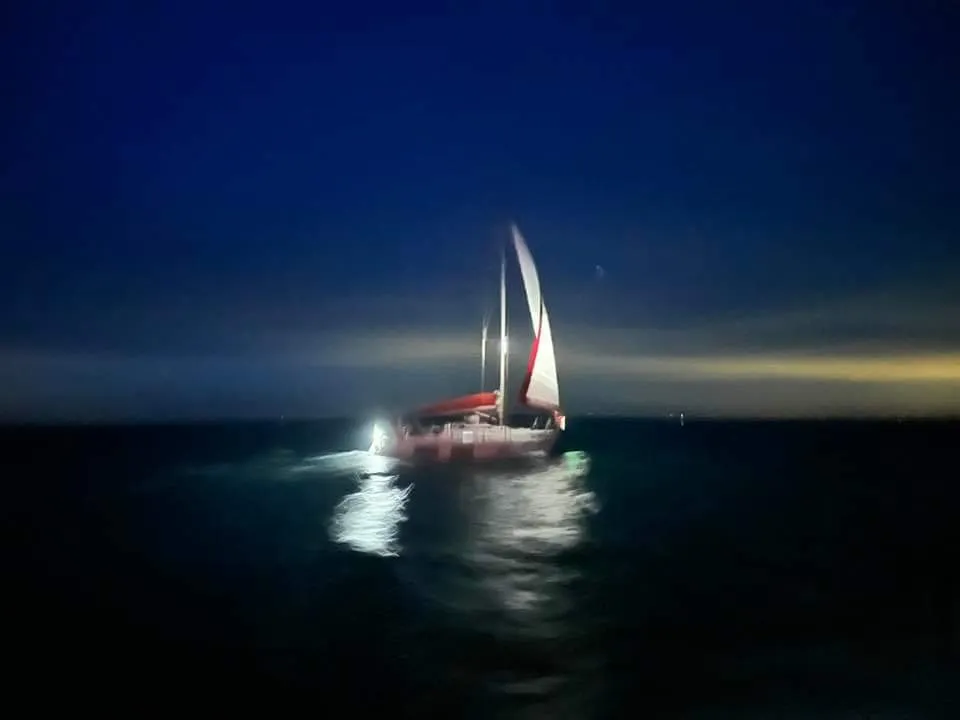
top-left (511, 224), bottom-right (560, 411)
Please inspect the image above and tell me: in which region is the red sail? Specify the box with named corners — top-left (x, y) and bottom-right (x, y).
top-left (411, 392), bottom-right (498, 417)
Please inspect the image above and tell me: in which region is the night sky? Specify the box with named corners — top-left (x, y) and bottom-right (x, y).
top-left (2, 1), bottom-right (958, 420)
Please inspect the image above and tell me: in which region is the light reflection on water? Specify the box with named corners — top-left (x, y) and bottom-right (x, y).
top-left (465, 453), bottom-right (599, 624)
top-left (327, 452), bottom-right (411, 557)
top-left (399, 451), bottom-right (603, 716)
top-left (166, 443), bottom-right (611, 712)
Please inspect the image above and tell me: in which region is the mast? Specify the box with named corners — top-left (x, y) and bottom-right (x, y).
top-left (498, 239), bottom-right (507, 425)
top-left (480, 314), bottom-right (488, 390)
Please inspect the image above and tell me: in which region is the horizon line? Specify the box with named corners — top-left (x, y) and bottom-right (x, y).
top-left (2, 413), bottom-right (958, 428)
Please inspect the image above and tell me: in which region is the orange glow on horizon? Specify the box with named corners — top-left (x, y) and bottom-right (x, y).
top-left (682, 353), bottom-right (960, 383)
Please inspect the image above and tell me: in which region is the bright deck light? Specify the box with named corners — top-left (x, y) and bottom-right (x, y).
top-left (369, 423), bottom-right (388, 454)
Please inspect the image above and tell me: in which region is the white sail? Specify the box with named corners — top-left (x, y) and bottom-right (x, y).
top-left (510, 224), bottom-right (560, 411)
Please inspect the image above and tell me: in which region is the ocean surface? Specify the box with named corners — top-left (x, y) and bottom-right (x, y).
top-left (3, 418), bottom-right (958, 716)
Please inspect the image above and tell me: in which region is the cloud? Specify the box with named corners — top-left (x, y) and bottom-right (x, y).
top-left (303, 285), bottom-right (960, 376)
top-left (292, 288), bottom-right (960, 416)
top-left (2, 283), bottom-right (959, 419)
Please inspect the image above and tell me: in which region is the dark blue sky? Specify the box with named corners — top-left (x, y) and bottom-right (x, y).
top-left (2, 1), bottom-right (958, 419)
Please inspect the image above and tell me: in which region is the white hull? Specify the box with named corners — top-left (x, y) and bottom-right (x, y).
top-left (373, 423), bottom-right (560, 464)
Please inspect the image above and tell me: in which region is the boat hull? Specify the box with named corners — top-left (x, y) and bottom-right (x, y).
top-left (373, 423), bottom-right (560, 464)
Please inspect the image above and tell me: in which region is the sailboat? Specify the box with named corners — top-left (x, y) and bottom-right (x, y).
top-left (369, 223), bottom-right (566, 463)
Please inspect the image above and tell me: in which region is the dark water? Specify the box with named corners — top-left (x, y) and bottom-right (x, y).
top-left (3, 418), bottom-right (958, 716)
